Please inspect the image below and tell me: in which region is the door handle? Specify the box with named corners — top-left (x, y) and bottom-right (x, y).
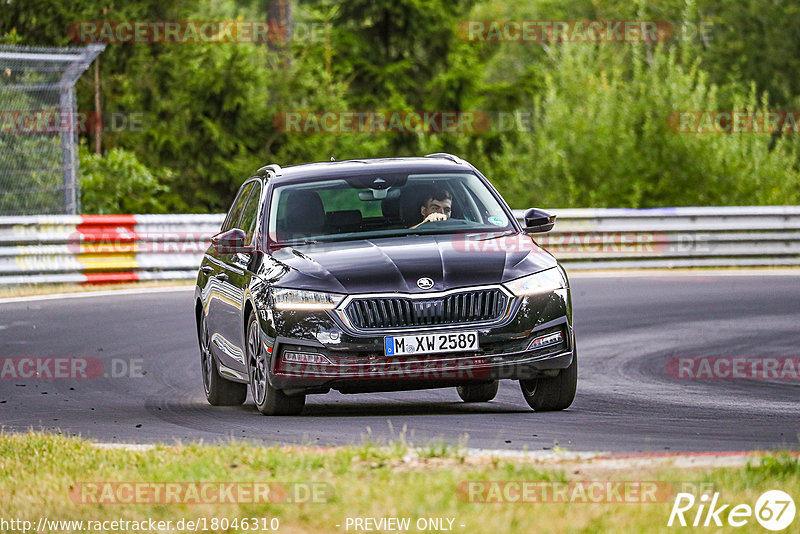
top-left (215, 272), bottom-right (229, 282)
top-left (200, 265), bottom-right (214, 274)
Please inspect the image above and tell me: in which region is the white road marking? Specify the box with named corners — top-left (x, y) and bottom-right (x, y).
top-left (0, 286), bottom-right (193, 305)
top-left (91, 442), bottom-right (158, 451)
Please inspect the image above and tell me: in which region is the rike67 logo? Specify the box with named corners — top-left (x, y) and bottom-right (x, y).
top-left (668, 490), bottom-right (795, 531)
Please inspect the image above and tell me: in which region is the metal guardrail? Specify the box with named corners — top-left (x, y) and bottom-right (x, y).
top-left (0, 214), bottom-right (223, 284)
top-left (515, 206), bottom-right (800, 270)
top-left (0, 207), bottom-right (799, 284)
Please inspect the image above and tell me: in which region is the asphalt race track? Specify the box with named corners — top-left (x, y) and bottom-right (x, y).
top-left (1, 272), bottom-right (798, 453)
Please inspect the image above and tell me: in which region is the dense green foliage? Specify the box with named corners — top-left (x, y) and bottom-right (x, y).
top-left (79, 146), bottom-right (170, 214)
top-left (2, 0), bottom-right (799, 211)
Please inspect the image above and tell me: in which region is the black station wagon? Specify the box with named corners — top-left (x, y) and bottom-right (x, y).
top-left (195, 154), bottom-right (576, 415)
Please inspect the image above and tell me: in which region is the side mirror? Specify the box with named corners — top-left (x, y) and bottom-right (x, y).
top-left (211, 228), bottom-right (252, 253)
top-left (523, 208), bottom-right (556, 233)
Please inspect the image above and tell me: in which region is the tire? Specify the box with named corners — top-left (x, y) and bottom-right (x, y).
top-left (199, 315), bottom-right (247, 406)
top-left (246, 313), bottom-right (305, 416)
top-left (519, 350), bottom-right (577, 412)
top-left (457, 381), bottom-right (499, 403)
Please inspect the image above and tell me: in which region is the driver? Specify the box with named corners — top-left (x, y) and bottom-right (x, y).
top-left (410, 188), bottom-right (452, 229)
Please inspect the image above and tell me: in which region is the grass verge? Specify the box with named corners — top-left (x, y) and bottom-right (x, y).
top-left (1, 432), bottom-right (798, 533)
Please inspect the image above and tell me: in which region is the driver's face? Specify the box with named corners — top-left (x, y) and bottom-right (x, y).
top-left (421, 198), bottom-right (452, 219)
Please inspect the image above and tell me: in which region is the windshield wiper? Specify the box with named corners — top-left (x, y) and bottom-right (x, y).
top-left (471, 230), bottom-right (517, 241)
top-left (276, 239), bottom-right (319, 247)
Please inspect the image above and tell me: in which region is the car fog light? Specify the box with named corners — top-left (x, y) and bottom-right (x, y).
top-left (527, 331), bottom-right (563, 351)
top-left (282, 351), bottom-right (331, 365)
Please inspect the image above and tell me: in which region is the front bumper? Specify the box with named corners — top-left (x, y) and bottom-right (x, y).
top-left (261, 288), bottom-right (574, 394)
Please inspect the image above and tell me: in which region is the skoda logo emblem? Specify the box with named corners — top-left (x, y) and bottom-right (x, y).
top-left (417, 277), bottom-right (434, 290)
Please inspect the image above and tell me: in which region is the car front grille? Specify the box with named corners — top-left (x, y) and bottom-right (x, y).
top-left (343, 288), bottom-right (510, 330)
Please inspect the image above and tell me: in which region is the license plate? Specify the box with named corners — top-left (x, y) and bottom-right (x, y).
top-left (384, 331), bottom-right (479, 356)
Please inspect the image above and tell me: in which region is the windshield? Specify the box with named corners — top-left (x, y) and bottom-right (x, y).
top-left (267, 173), bottom-right (515, 245)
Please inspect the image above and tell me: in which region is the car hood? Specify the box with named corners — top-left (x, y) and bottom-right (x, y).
top-left (263, 233), bottom-right (558, 294)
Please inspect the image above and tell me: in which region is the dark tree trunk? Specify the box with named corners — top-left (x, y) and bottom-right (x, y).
top-left (267, 0), bottom-right (292, 58)
top-left (94, 57), bottom-right (101, 155)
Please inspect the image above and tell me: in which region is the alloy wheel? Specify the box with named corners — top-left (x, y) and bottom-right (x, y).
top-left (248, 319), bottom-right (268, 406)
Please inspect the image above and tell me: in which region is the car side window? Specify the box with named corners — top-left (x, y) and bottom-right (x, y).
top-left (221, 182), bottom-right (255, 232)
top-left (239, 181), bottom-right (262, 245)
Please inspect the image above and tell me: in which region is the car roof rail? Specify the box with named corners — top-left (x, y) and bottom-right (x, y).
top-left (257, 163), bottom-right (282, 178)
top-left (424, 153), bottom-right (464, 164)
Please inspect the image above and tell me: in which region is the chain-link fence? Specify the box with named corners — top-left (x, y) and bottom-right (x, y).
top-left (0, 44), bottom-right (104, 215)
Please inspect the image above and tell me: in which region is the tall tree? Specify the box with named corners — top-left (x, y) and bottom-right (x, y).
top-left (267, 0), bottom-right (292, 65)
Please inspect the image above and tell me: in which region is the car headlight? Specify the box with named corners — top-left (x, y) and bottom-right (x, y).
top-left (504, 268), bottom-right (566, 297)
top-left (272, 288), bottom-right (345, 310)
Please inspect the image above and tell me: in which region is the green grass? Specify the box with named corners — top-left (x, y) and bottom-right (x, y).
top-left (1, 432), bottom-right (798, 533)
